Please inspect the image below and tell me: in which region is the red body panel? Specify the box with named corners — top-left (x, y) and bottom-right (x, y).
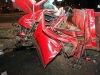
top-left (13, 0), bottom-right (99, 67)
top-left (13, 0), bottom-right (33, 13)
top-left (34, 11), bottom-right (62, 67)
top-left (18, 13), bottom-right (33, 29)
top-left (13, 0), bottom-right (46, 13)
top-left (72, 9), bottom-right (85, 31)
top-left (18, 10), bottom-right (43, 29)
top-left (84, 9), bottom-right (96, 48)
top-left (72, 9), bottom-right (96, 48)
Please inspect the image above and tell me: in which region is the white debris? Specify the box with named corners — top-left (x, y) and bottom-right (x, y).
top-left (0, 49), bottom-right (4, 55)
top-left (1, 71), bottom-right (7, 75)
top-left (11, 0), bottom-right (15, 2)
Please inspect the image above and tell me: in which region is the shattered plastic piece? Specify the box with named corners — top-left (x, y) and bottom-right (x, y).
top-left (92, 60), bottom-right (98, 65)
top-left (1, 71), bottom-right (7, 75)
top-left (92, 60), bottom-right (96, 62)
top-left (0, 49), bottom-right (4, 55)
top-left (86, 57), bottom-right (91, 61)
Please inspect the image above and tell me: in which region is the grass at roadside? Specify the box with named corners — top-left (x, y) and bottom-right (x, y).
top-left (0, 25), bottom-right (19, 49)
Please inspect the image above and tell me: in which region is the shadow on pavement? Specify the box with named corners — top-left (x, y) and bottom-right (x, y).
top-left (0, 48), bottom-right (100, 75)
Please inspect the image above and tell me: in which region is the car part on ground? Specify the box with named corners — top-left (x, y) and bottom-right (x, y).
top-left (10, 0), bottom-right (100, 68)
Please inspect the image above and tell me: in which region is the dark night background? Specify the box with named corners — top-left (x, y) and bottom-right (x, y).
top-left (55, 0), bottom-right (100, 11)
top-left (0, 0), bottom-right (100, 13)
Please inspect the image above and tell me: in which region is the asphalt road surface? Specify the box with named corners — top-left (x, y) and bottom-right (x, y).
top-left (0, 12), bottom-right (100, 75)
top-left (0, 48), bottom-right (100, 75)
top-left (0, 12), bottom-right (26, 23)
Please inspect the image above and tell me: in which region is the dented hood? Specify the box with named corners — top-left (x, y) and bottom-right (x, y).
top-left (12, 0), bottom-right (33, 13)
